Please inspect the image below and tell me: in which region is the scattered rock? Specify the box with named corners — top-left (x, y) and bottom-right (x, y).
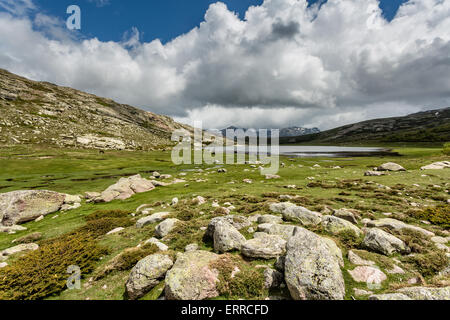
top-left (171, 197), bottom-right (179, 206)
top-left (387, 265), bottom-right (405, 274)
top-left (165, 251), bottom-right (220, 300)
top-left (265, 174), bottom-right (280, 180)
top-left (93, 175), bottom-right (155, 203)
top-left (213, 220), bottom-right (246, 253)
top-left (192, 196), bottom-right (206, 205)
top-left (263, 268), bottom-right (284, 289)
top-left (185, 243), bottom-right (199, 252)
top-left (155, 218), bottom-right (180, 238)
top-left (241, 234), bottom-right (287, 259)
top-left (106, 227), bottom-right (124, 235)
top-left (333, 208), bottom-right (358, 224)
top-left (321, 215), bottom-right (362, 236)
top-left (354, 288), bottom-right (373, 296)
top-left (0, 243), bottom-right (39, 261)
top-left (144, 238), bottom-right (169, 251)
top-left (377, 162), bottom-right (406, 172)
top-left (283, 206), bottom-right (322, 226)
top-left (269, 202), bottom-right (295, 214)
top-left (125, 254), bottom-right (174, 300)
top-left (257, 223), bottom-right (299, 241)
top-left (431, 236), bottom-right (449, 244)
top-left (136, 212), bottom-right (171, 228)
top-left (367, 218), bottom-right (434, 237)
top-left (363, 228), bottom-right (410, 256)
top-left (205, 216), bottom-right (251, 239)
top-left (369, 293), bottom-right (412, 300)
top-left (348, 266), bottom-right (387, 285)
top-left (365, 171), bottom-right (387, 176)
top-left (284, 227), bottom-right (345, 300)
top-left (0, 225), bottom-right (27, 233)
top-left (257, 215), bottom-right (283, 224)
top-left (348, 250), bottom-right (375, 266)
top-left (421, 161), bottom-right (450, 170)
top-left (0, 262), bottom-right (7, 268)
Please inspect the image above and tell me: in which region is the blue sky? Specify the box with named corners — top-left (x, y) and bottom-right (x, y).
top-left (31, 0), bottom-right (408, 43)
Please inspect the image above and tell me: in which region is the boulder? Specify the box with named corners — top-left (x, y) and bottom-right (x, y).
top-left (283, 206), bottom-right (322, 226)
top-left (106, 227), bottom-right (124, 235)
top-left (94, 175), bottom-right (155, 203)
top-left (0, 190), bottom-right (66, 226)
top-left (144, 238), bottom-right (169, 251)
top-left (363, 228), bottom-right (410, 255)
top-left (367, 218), bottom-right (434, 237)
top-left (284, 227), bottom-right (345, 300)
top-left (365, 171), bottom-right (387, 176)
top-left (205, 216), bottom-right (251, 239)
top-left (136, 212), bottom-right (171, 228)
top-left (333, 208), bottom-right (358, 224)
top-left (263, 268), bottom-right (284, 289)
top-left (369, 293), bottom-right (412, 300)
top-left (0, 225), bottom-right (27, 233)
top-left (257, 223), bottom-right (299, 241)
top-left (155, 218), bottom-right (180, 238)
top-left (321, 215), bottom-right (362, 236)
top-left (241, 234), bottom-right (287, 259)
top-left (421, 161), bottom-right (450, 170)
top-left (0, 262), bottom-right (7, 268)
top-left (348, 250), bottom-right (375, 266)
top-left (257, 215), bottom-right (283, 224)
top-left (269, 202), bottom-right (296, 214)
top-left (165, 251), bottom-right (221, 300)
top-left (0, 243), bottom-right (39, 261)
top-left (397, 286), bottom-right (450, 300)
top-left (125, 254), bottom-right (173, 300)
top-left (377, 162), bottom-right (406, 172)
top-left (348, 266), bottom-right (387, 286)
top-left (213, 220), bottom-right (246, 253)
top-left (185, 243), bottom-right (199, 252)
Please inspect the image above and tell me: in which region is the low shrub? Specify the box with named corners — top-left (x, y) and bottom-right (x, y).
top-left (409, 206), bottom-right (450, 229)
top-left (336, 230), bottom-right (364, 249)
top-left (443, 142), bottom-right (450, 155)
top-left (404, 251), bottom-right (448, 278)
top-left (210, 254), bottom-right (267, 300)
top-left (85, 209), bottom-right (130, 221)
top-left (165, 220), bottom-right (209, 251)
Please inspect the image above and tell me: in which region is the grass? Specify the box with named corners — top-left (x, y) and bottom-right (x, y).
top-left (0, 143), bottom-right (449, 300)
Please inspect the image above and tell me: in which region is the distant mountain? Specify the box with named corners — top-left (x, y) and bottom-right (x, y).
top-left (217, 126), bottom-right (320, 138)
top-left (0, 69), bottom-right (191, 150)
top-left (280, 108), bottom-right (450, 144)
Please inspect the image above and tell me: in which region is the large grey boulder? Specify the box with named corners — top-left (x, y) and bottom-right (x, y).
top-left (93, 175), bottom-right (155, 203)
top-left (0, 190), bottom-right (66, 226)
top-left (397, 286), bottom-right (450, 300)
top-left (321, 215), bottom-right (362, 236)
top-left (348, 266), bottom-right (387, 285)
top-left (282, 206), bottom-right (322, 226)
top-left (367, 218), bottom-right (434, 237)
top-left (155, 218), bottom-right (180, 238)
top-left (269, 202), bottom-right (296, 214)
top-left (258, 215), bottom-right (283, 224)
top-left (0, 243), bottom-right (39, 261)
top-left (213, 220), bottom-right (246, 253)
top-left (377, 162), bottom-right (406, 172)
top-left (136, 212), bottom-right (171, 228)
top-left (165, 251), bottom-right (221, 300)
top-left (284, 227), bottom-right (345, 300)
top-left (125, 254), bottom-right (173, 300)
top-left (421, 161), bottom-right (450, 170)
top-left (333, 208), bottom-right (358, 224)
top-left (257, 223), bottom-right (299, 241)
top-left (241, 234), bottom-right (287, 259)
top-left (363, 228), bottom-right (410, 255)
top-left (205, 215), bottom-right (251, 239)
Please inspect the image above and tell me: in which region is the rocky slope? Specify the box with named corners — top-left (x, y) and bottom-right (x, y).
top-left (219, 126), bottom-right (320, 138)
top-left (281, 108), bottom-right (450, 144)
top-left (0, 69), bottom-right (191, 150)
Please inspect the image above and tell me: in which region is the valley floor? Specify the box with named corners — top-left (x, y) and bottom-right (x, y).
top-left (0, 144), bottom-right (448, 300)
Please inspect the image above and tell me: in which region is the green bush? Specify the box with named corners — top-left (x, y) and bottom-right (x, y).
top-left (443, 142), bottom-right (450, 155)
top-left (85, 209), bottom-right (130, 221)
top-left (405, 251), bottom-right (448, 278)
top-left (336, 230), bottom-right (364, 249)
top-left (410, 206), bottom-right (450, 229)
top-left (0, 232), bottom-right (107, 300)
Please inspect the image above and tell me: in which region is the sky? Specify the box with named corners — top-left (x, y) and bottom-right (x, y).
top-left (0, 0), bottom-right (448, 130)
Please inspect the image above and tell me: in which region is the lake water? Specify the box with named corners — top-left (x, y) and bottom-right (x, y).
top-left (204, 145), bottom-right (394, 158)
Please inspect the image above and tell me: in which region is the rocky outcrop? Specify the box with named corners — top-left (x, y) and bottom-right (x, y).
top-left (363, 228), bottom-right (410, 255)
top-left (284, 227), bottom-right (345, 300)
top-left (257, 223), bottom-right (299, 241)
top-left (241, 234), bottom-right (287, 259)
top-left (125, 254), bottom-right (173, 300)
top-left (165, 251), bottom-right (221, 300)
top-left (92, 175), bottom-right (155, 203)
top-left (76, 135), bottom-right (126, 151)
top-left (367, 218), bottom-right (434, 237)
top-left (0, 190), bottom-right (80, 226)
top-left (321, 215), bottom-right (362, 236)
top-left (205, 216), bottom-right (251, 239)
top-left (333, 208), bottom-right (358, 224)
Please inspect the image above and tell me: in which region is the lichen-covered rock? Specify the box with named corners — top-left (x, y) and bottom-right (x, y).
top-left (125, 254), bottom-right (173, 300)
top-left (257, 223), bottom-right (299, 241)
top-left (367, 218), bottom-right (434, 237)
top-left (136, 212), bottom-right (171, 228)
top-left (397, 286), bottom-right (450, 300)
top-left (333, 208), bottom-right (358, 224)
top-left (348, 266), bottom-right (387, 285)
top-left (348, 250), bottom-right (375, 266)
top-left (377, 162), bottom-right (406, 172)
top-left (155, 218), bottom-right (180, 238)
top-left (321, 215), bottom-right (362, 236)
top-left (269, 202), bottom-right (296, 214)
top-left (369, 293), bottom-right (412, 300)
top-left (241, 234), bottom-right (287, 259)
top-left (165, 251), bottom-right (220, 300)
top-left (213, 220), bottom-right (246, 253)
top-left (363, 228), bottom-right (410, 255)
top-left (0, 190), bottom-right (66, 226)
top-left (283, 206), bottom-right (322, 226)
top-left (205, 215), bottom-right (251, 239)
top-left (144, 238), bottom-right (169, 251)
top-left (263, 268), bottom-right (284, 289)
top-left (284, 227), bottom-right (345, 300)
top-left (257, 215), bottom-right (283, 224)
